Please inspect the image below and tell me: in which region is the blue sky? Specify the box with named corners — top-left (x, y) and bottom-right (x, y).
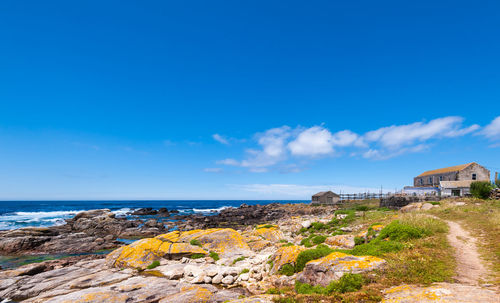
top-left (0, 0), bottom-right (499, 200)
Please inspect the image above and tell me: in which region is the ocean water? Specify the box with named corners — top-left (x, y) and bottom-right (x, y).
top-left (0, 200), bottom-right (307, 230)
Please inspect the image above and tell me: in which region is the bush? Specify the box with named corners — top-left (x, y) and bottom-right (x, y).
top-left (355, 205), bottom-right (370, 211)
top-left (190, 239), bottom-right (202, 247)
top-left (311, 235), bottom-right (327, 245)
top-left (348, 239), bottom-right (404, 256)
top-left (190, 253), bottom-right (205, 259)
top-left (146, 260), bottom-right (160, 269)
top-left (295, 273), bottom-right (364, 295)
top-left (240, 268), bottom-right (249, 274)
top-left (470, 181), bottom-right (493, 199)
top-left (278, 264), bottom-right (295, 276)
top-left (311, 222), bottom-right (327, 230)
top-left (378, 220), bottom-right (428, 242)
top-left (209, 251), bottom-right (219, 261)
top-left (295, 244), bottom-right (333, 272)
top-left (300, 238), bottom-right (313, 248)
top-left (232, 256), bottom-right (246, 264)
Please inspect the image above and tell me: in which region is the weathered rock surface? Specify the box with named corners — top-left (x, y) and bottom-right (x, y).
top-left (382, 283), bottom-right (499, 302)
top-left (270, 245), bottom-right (305, 274)
top-left (325, 235), bottom-right (355, 249)
top-left (296, 252), bottom-right (386, 286)
top-left (400, 202), bottom-right (438, 213)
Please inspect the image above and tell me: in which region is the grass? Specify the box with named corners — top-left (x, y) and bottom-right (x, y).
top-left (240, 268), bottom-right (249, 274)
top-left (278, 264), bottom-right (295, 276)
top-left (146, 260), bottom-right (160, 269)
top-left (257, 224), bottom-right (275, 229)
top-left (311, 235), bottom-right (326, 245)
top-left (295, 244), bottom-right (334, 272)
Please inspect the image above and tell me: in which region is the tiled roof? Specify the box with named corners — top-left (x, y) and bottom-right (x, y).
top-left (417, 162), bottom-right (475, 177)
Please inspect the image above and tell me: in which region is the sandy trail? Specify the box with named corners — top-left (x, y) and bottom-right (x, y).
top-left (446, 220), bottom-right (491, 285)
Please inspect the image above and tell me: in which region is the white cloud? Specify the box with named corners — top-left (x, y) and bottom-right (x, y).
top-left (332, 130), bottom-right (365, 147)
top-left (239, 126), bottom-right (291, 168)
top-left (204, 168), bottom-right (223, 173)
top-left (480, 116), bottom-right (500, 140)
top-left (212, 134), bottom-right (229, 145)
top-left (362, 144), bottom-right (429, 160)
top-left (216, 158), bottom-right (240, 166)
top-left (364, 116), bottom-right (477, 149)
top-left (288, 126), bottom-right (334, 156)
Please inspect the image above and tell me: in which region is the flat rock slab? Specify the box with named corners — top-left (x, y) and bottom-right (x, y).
top-left (382, 283), bottom-right (499, 303)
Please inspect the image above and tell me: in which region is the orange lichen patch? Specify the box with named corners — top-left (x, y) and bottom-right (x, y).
top-left (356, 230), bottom-right (368, 238)
top-left (306, 252), bottom-right (386, 272)
top-left (155, 230), bottom-right (180, 242)
top-left (61, 291), bottom-right (129, 303)
top-left (325, 235), bottom-right (355, 249)
top-left (181, 228), bottom-right (251, 257)
top-left (371, 224), bottom-right (384, 231)
top-left (167, 242), bottom-right (207, 255)
top-left (106, 238), bottom-right (164, 269)
top-left (249, 226), bottom-right (284, 243)
top-left (271, 245), bottom-right (305, 274)
top-left (159, 286), bottom-right (213, 303)
top-left (384, 284), bottom-right (414, 294)
top-left (247, 239), bottom-right (272, 251)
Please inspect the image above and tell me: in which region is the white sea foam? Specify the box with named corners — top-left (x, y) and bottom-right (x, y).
top-left (0, 210), bottom-right (82, 230)
top-left (192, 206), bottom-right (232, 213)
top-left (112, 208), bottom-right (134, 216)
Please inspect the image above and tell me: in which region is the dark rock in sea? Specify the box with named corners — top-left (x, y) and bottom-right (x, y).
top-left (131, 207), bottom-right (158, 216)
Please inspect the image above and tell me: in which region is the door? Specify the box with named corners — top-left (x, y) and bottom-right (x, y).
top-left (452, 189), bottom-right (460, 197)
top-left (327, 196), bottom-right (333, 204)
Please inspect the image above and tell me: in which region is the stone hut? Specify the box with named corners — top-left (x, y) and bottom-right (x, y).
top-left (311, 191), bottom-right (340, 205)
top-left (413, 162), bottom-right (490, 187)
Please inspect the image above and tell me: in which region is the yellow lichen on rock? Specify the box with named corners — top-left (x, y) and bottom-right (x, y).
top-left (159, 285), bottom-right (213, 303)
top-left (106, 238), bottom-right (164, 269)
top-left (155, 230), bottom-right (180, 242)
top-left (305, 251), bottom-right (386, 272)
top-left (271, 245), bottom-right (305, 274)
top-left (60, 291), bottom-right (129, 303)
top-left (325, 235), bottom-right (355, 249)
top-left (249, 226), bottom-right (284, 243)
top-left (371, 224), bottom-right (384, 231)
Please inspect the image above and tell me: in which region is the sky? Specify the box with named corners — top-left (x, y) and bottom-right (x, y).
top-left (0, 0), bottom-right (499, 200)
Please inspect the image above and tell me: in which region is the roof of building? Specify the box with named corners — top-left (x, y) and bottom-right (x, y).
top-left (312, 191), bottom-right (339, 197)
top-left (417, 162), bottom-right (476, 177)
top-left (439, 180), bottom-right (475, 188)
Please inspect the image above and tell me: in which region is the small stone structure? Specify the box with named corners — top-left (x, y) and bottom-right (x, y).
top-left (379, 195), bottom-right (440, 210)
top-left (311, 191), bottom-right (340, 205)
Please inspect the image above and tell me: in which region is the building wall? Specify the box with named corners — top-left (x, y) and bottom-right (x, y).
top-left (441, 187), bottom-right (470, 197)
top-left (457, 163), bottom-right (490, 181)
top-left (413, 163), bottom-right (490, 187)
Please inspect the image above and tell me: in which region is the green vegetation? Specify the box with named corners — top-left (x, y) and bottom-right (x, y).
top-left (189, 239), bottom-right (202, 247)
top-left (311, 235), bottom-right (326, 245)
top-left (496, 179), bottom-right (500, 188)
top-left (378, 220), bottom-right (428, 241)
top-left (266, 288), bottom-right (284, 295)
top-left (257, 224), bottom-right (275, 229)
top-left (232, 256), bottom-right (247, 264)
top-left (240, 268), bottom-right (249, 274)
top-left (300, 238), bottom-right (313, 248)
top-left (278, 264), bottom-right (295, 276)
top-left (190, 253), bottom-right (205, 259)
top-left (470, 181), bottom-right (493, 199)
top-left (295, 244), bottom-right (334, 272)
top-left (146, 260), bottom-right (160, 269)
top-left (295, 273), bottom-right (364, 295)
top-left (209, 251), bottom-right (219, 261)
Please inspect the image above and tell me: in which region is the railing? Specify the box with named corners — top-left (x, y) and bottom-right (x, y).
top-left (339, 193), bottom-right (389, 201)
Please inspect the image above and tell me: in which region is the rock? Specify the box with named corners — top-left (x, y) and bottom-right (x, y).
top-left (296, 252), bottom-right (386, 286)
top-left (156, 264), bottom-right (185, 279)
top-left (325, 235), bottom-right (355, 249)
top-left (249, 225), bottom-right (284, 243)
top-left (222, 275), bottom-right (234, 284)
top-left (212, 274), bottom-right (223, 284)
top-left (301, 220), bottom-right (311, 229)
top-left (271, 245), bottom-right (305, 274)
top-left (226, 295), bottom-right (275, 303)
top-left (421, 203), bottom-right (434, 211)
top-left (400, 203), bottom-right (423, 213)
top-left (382, 283), bottom-right (499, 303)
top-left (144, 219), bottom-right (158, 228)
top-left (239, 273), bottom-right (249, 281)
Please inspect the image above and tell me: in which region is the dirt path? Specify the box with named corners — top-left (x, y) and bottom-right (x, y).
top-left (446, 220), bottom-right (491, 285)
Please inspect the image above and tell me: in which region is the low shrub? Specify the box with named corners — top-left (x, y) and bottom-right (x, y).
top-left (240, 268), bottom-right (249, 274)
top-left (189, 239), bottom-right (202, 247)
top-left (355, 205), bottom-right (370, 211)
top-left (300, 238), bottom-right (313, 248)
top-left (146, 260), bottom-right (160, 269)
top-left (209, 251), bottom-right (219, 261)
top-left (378, 220), bottom-right (428, 242)
top-left (470, 181), bottom-right (493, 199)
top-left (232, 256), bottom-right (246, 264)
top-left (278, 264), bottom-right (295, 276)
top-left (311, 235), bottom-right (327, 245)
top-left (295, 244), bottom-right (333, 272)
top-left (348, 239), bottom-right (404, 257)
top-left (257, 224), bottom-right (275, 229)
top-left (295, 273), bottom-right (364, 295)
top-left (190, 253), bottom-right (205, 259)
top-left (311, 222), bottom-right (327, 230)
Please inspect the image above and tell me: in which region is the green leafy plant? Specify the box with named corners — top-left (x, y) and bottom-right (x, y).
top-left (295, 273), bottom-right (364, 294)
top-left (295, 244), bottom-right (333, 272)
top-left (190, 253), bottom-right (205, 259)
top-left (257, 224), bottom-right (275, 229)
top-left (311, 235), bottom-right (326, 245)
top-left (146, 260), bottom-right (160, 269)
top-left (470, 181), bottom-right (493, 199)
top-left (232, 256), bottom-right (247, 264)
top-left (278, 263), bottom-right (295, 276)
top-left (189, 239), bottom-right (202, 247)
top-left (240, 268), bottom-right (249, 274)
top-left (209, 251), bottom-right (219, 261)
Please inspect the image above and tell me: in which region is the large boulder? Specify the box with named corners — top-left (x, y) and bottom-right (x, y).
top-left (249, 225), bottom-right (284, 243)
top-left (106, 228), bottom-right (251, 269)
top-left (325, 235), bottom-right (355, 249)
top-left (296, 252), bottom-right (385, 286)
top-left (270, 245), bottom-right (305, 274)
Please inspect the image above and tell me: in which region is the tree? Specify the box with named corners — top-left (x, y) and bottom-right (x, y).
top-left (470, 181), bottom-right (493, 199)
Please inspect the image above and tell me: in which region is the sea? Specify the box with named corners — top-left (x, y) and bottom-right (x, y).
top-left (0, 200), bottom-right (307, 231)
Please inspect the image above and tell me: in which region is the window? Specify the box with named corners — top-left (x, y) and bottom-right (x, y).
top-left (429, 177), bottom-right (433, 184)
top-left (420, 178), bottom-right (423, 185)
top-left (472, 173), bottom-right (477, 180)
top-left (439, 176), bottom-right (443, 181)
